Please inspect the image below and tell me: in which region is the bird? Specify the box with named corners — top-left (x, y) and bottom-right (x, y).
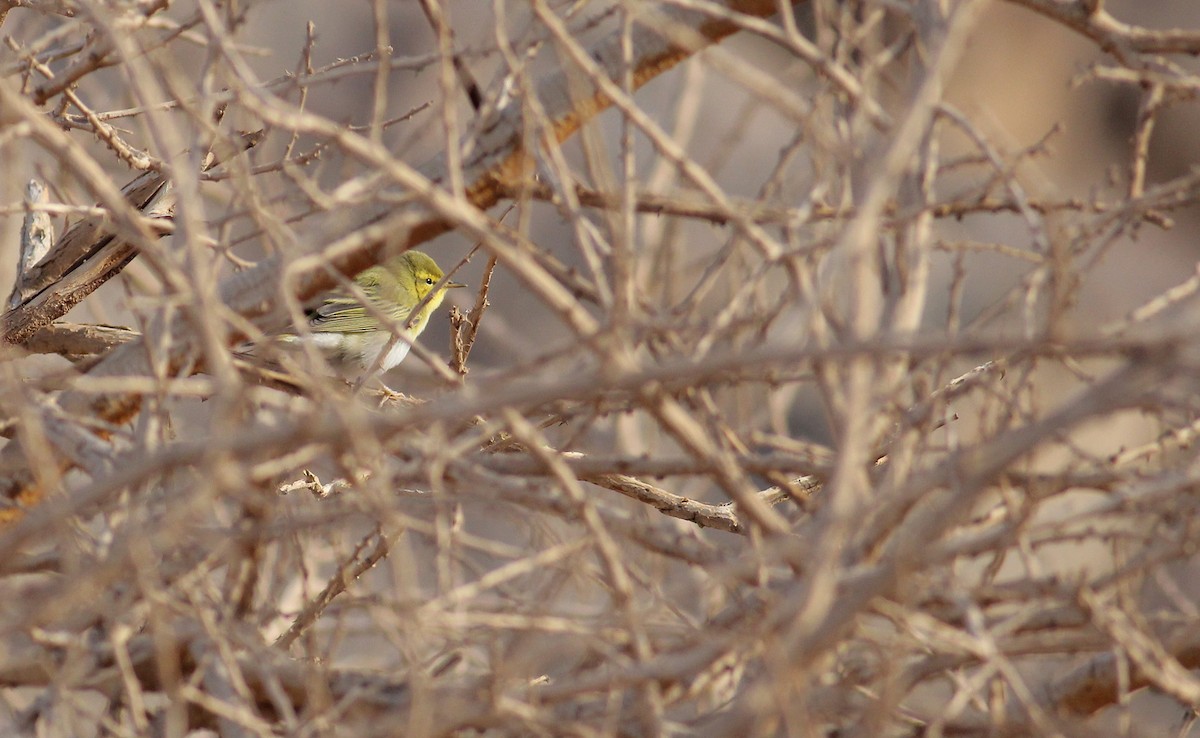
top-left (275, 250), bottom-right (465, 376)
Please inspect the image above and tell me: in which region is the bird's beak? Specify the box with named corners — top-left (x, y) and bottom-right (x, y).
top-left (447, 281), bottom-right (467, 289)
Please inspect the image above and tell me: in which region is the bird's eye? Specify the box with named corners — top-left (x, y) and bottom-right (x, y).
top-left (426, 277), bottom-right (435, 285)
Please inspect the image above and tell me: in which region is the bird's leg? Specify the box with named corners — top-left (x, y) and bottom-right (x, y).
top-left (362, 375), bottom-right (414, 407)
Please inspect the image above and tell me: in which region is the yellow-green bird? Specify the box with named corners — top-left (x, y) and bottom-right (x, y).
top-left (282, 250), bottom-right (464, 373)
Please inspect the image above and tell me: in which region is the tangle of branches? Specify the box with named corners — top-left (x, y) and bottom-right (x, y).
top-left (2, 1), bottom-right (1200, 736)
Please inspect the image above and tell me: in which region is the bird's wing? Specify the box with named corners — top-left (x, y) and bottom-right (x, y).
top-left (306, 267), bottom-right (413, 334)
top-left (305, 296), bottom-right (382, 334)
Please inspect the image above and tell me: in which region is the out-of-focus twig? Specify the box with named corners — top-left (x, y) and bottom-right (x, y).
top-left (7, 179), bottom-right (53, 310)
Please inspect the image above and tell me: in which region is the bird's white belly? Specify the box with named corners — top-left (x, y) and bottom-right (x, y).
top-left (310, 331), bottom-right (412, 372)
top-left (375, 339), bottom-right (412, 372)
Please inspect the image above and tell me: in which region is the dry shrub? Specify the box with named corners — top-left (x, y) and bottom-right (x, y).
top-left (1, 1), bottom-right (1200, 736)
